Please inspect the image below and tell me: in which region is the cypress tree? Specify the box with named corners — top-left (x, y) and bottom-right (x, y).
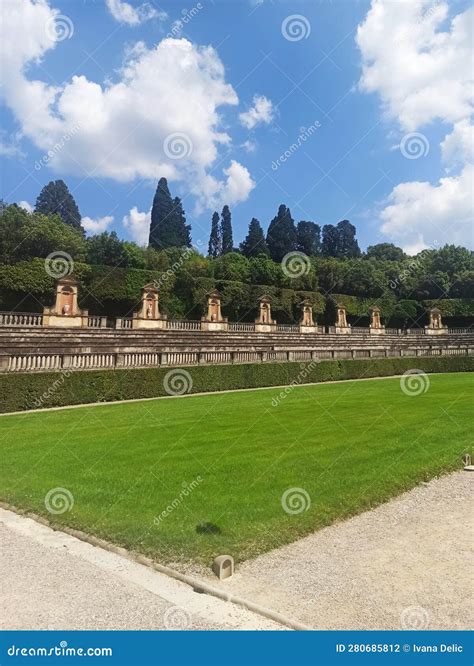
top-left (296, 221), bottom-right (320, 256)
top-left (208, 211), bottom-right (221, 257)
top-left (240, 218), bottom-right (269, 257)
top-left (172, 196), bottom-right (191, 248)
top-left (149, 178), bottom-right (191, 249)
top-left (266, 204), bottom-right (296, 262)
top-left (221, 205), bottom-right (233, 254)
top-left (321, 224), bottom-right (339, 257)
top-left (336, 219), bottom-right (360, 258)
top-left (35, 180), bottom-right (82, 231)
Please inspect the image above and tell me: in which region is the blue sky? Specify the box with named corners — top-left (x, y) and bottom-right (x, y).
top-left (1, 0), bottom-right (472, 253)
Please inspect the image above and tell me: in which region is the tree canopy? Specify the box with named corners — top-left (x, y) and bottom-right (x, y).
top-left (35, 180), bottom-right (82, 231)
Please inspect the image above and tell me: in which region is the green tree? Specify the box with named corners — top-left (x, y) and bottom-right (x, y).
top-left (221, 205), bottom-right (233, 254)
top-left (86, 232), bottom-right (125, 266)
top-left (0, 205), bottom-right (86, 263)
top-left (35, 180), bottom-right (82, 231)
top-left (122, 241), bottom-right (147, 269)
top-left (426, 245), bottom-right (473, 276)
top-left (214, 252), bottom-right (251, 282)
top-left (240, 218), bottom-right (269, 257)
top-left (366, 243), bottom-right (405, 262)
top-left (296, 221), bottom-right (320, 256)
top-left (249, 255), bottom-right (283, 286)
top-left (208, 211), bottom-right (221, 257)
top-left (321, 224), bottom-right (339, 257)
top-left (266, 204), bottom-right (297, 263)
top-left (149, 178), bottom-right (191, 249)
top-left (336, 220), bottom-right (360, 258)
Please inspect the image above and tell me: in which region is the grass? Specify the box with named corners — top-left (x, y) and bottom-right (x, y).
top-left (0, 372), bottom-right (471, 565)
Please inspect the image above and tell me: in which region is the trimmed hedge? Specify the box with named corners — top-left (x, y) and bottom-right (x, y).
top-left (0, 356), bottom-right (472, 414)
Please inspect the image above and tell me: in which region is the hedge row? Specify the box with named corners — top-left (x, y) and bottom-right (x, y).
top-left (0, 356), bottom-right (472, 414)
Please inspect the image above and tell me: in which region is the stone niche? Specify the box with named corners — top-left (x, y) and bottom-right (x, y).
top-left (300, 299), bottom-right (317, 333)
top-left (201, 290), bottom-right (228, 331)
top-left (43, 276), bottom-right (88, 328)
top-left (334, 303), bottom-right (351, 334)
top-left (425, 307), bottom-right (447, 335)
top-left (255, 295), bottom-right (276, 332)
top-left (369, 306), bottom-right (385, 335)
top-left (132, 283), bottom-right (167, 329)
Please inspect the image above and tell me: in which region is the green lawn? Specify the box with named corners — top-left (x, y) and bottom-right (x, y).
top-left (0, 372), bottom-right (471, 565)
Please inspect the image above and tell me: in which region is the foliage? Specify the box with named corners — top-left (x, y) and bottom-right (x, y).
top-left (240, 218), bottom-right (269, 257)
top-left (266, 204), bottom-right (297, 262)
top-left (296, 221), bottom-right (320, 256)
top-left (35, 180), bottom-right (82, 230)
top-left (0, 205), bottom-right (86, 264)
top-left (0, 358), bottom-right (471, 417)
top-left (208, 211), bottom-right (221, 258)
top-left (149, 177), bottom-right (191, 250)
top-left (221, 205), bottom-right (233, 254)
top-left (366, 243), bottom-right (406, 262)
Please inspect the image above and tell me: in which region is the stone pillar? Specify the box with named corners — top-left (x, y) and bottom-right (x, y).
top-left (425, 308), bottom-right (447, 335)
top-left (334, 303), bottom-right (351, 334)
top-left (369, 306), bottom-right (385, 335)
top-left (43, 276), bottom-right (88, 328)
top-left (132, 283), bottom-right (167, 329)
top-left (201, 290), bottom-right (228, 331)
top-left (299, 299), bottom-right (317, 333)
top-left (255, 295), bottom-right (276, 332)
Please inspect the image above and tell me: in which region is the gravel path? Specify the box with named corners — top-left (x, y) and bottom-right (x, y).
top-left (190, 471), bottom-right (473, 630)
top-left (0, 509), bottom-right (282, 631)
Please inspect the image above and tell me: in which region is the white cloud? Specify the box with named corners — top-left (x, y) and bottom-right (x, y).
top-left (441, 119), bottom-right (474, 171)
top-left (105, 0), bottom-right (165, 26)
top-left (242, 139), bottom-right (257, 153)
top-left (18, 200), bottom-right (33, 212)
top-left (82, 215), bottom-right (114, 234)
top-left (0, 130), bottom-right (25, 159)
top-left (356, 1), bottom-right (473, 131)
top-left (380, 164), bottom-right (473, 252)
top-left (0, 1), bottom-right (254, 210)
top-left (122, 206), bottom-right (150, 245)
top-left (357, 0), bottom-right (473, 251)
top-left (193, 160), bottom-right (255, 213)
top-left (239, 95), bottom-right (275, 129)
top-left (220, 160), bottom-right (255, 205)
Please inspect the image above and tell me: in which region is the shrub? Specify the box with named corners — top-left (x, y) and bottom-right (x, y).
top-left (0, 356), bottom-right (471, 414)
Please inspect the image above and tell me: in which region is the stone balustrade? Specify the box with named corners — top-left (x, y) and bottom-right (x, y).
top-left (0, 310), bottom-right (470, 337)
top-left (2, 345), bottom-right (472, 374)
top-left (0, 312), bottom-right (44, 327)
